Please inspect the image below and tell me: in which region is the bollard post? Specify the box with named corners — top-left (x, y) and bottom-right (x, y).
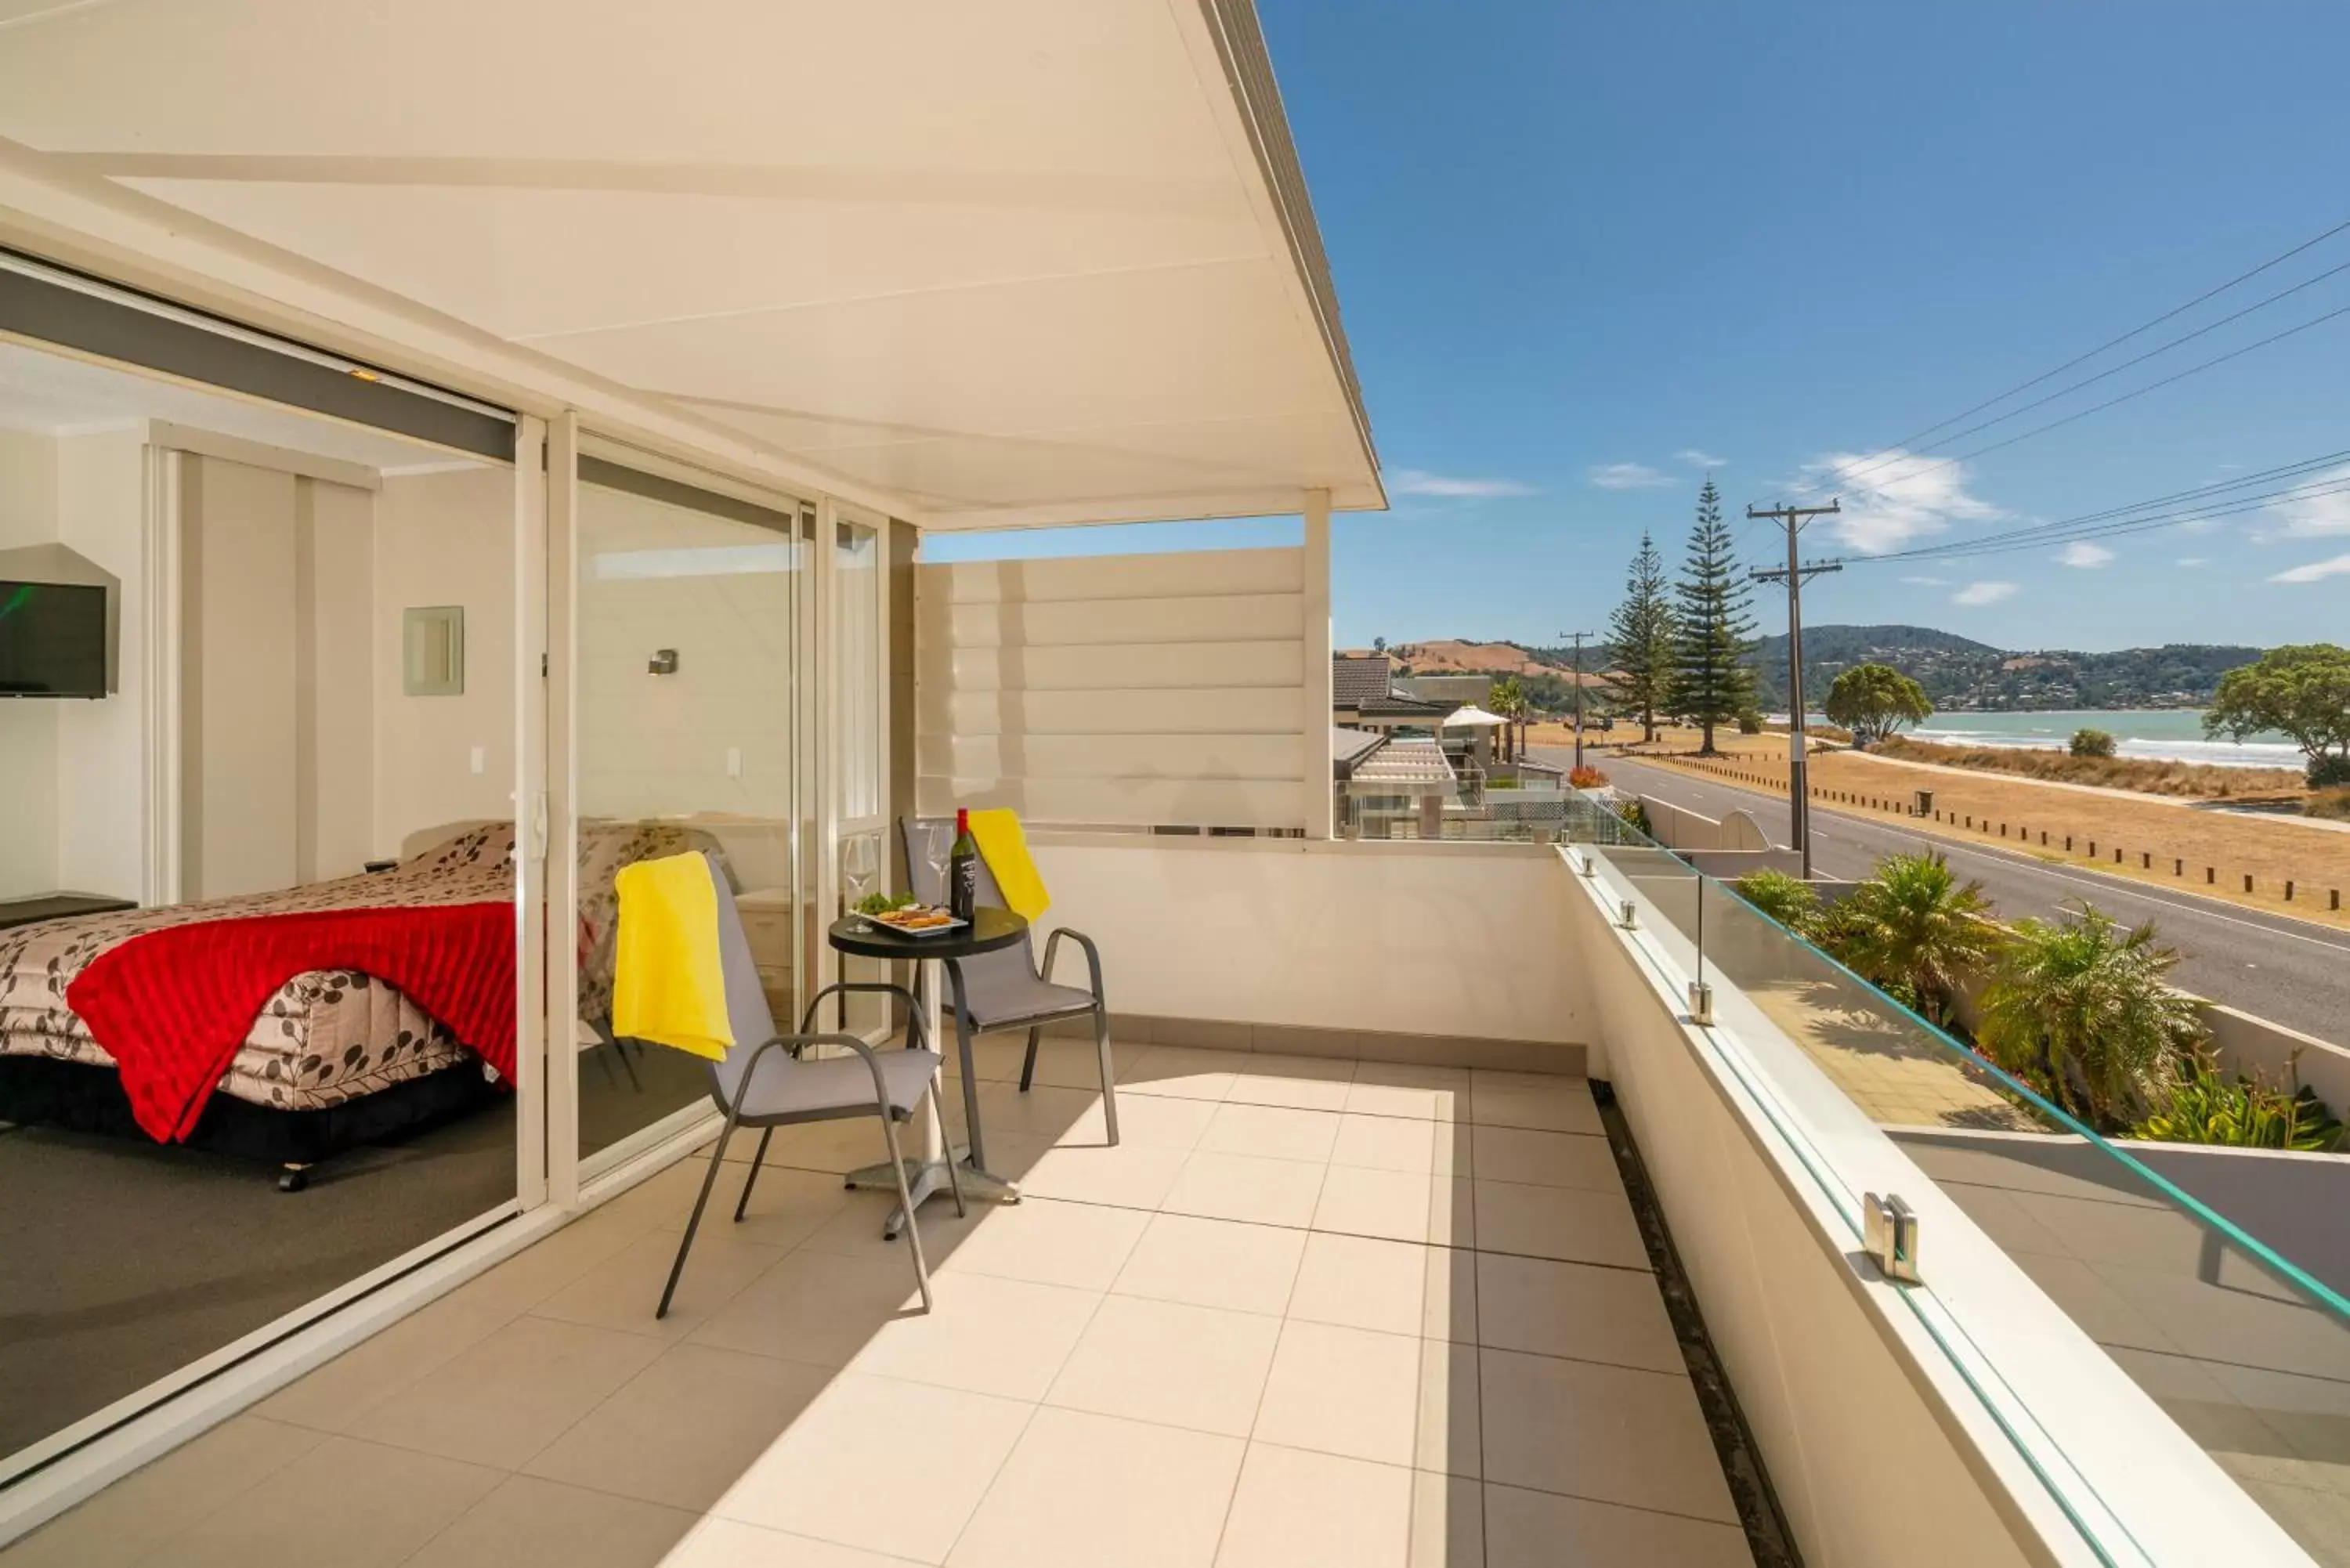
top-left (2175, 858), bottom-right (2182, 876)
top-left (2287, 880), bottom-right (2296, 901)
top-left (2207, 867), bottom-right (2215, 884)
top-left (2244, 874), bottom-right (2254, 894)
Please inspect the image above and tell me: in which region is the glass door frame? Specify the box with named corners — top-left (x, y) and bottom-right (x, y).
top-left (544, 414), bottom-right (829, 1201)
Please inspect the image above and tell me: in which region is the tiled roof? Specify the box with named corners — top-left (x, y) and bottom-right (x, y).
top-left (1332, 654), bottom-right (1394, 706)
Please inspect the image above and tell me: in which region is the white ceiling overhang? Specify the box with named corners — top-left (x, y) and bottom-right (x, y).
top-left (0, 0), bottom-right (1382, 528)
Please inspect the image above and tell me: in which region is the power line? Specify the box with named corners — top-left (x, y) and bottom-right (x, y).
top-left (1802, 212), bottom-right (2350, 494)
top-left (1843, 456), bottom-right (2350, 565)
top-left (1839, 252), bottom-right (2350, 472)
top-left (1863, 448), bottom-right (2350, 558)
top-left (1816, 297), bottom-right (2350, 503)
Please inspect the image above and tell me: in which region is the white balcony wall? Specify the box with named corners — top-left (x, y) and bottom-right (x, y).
top-left (916, 547), bottom-right (1309, 831)
top-left (1029, 835), bottom-right (1585, 1047)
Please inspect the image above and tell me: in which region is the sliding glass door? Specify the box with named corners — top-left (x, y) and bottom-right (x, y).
top-left (559, 437), bottom-right (809, 1174)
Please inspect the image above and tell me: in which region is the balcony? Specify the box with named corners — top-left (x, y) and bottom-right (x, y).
top-left (6, 1038), bottom-right (1753, 1568)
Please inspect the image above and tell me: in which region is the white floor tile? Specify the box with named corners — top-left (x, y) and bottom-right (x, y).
top-left (688, 1248), bottom-right (926, 1368)
top-left (1112, 1212), bottom-right (1308, 1316)
top-left (714, 1372), bottom-right (1032, 1563)
top-left (1472, 1179), bottom-right (1647, 1269)
top-left (1196, 1102), bottom-right (1343, 1163)
top-left (1475, 1253), bottom-right (1681, 1372)
top-left (848, 1270), bottom-right (1101, 1400)
top-left (1046, 1293), bottom-right (1282, 1436)
top-left (945, 1407), bottom-right (1243, 1568)
top-left (1252, 1321), bottom-right (1426, 1469)
top-left (940, 1195), bottom-right (1151, 1292)
top-left (403, 1476), bottom-right (696, 1568)
top-left (1469, 1125), bottom-right (1620, 1192)
top-left (1483, 1481), bottom-right (1754, 1567)
top-left (664, 1519), bottom-right (932, 1567)
top-left (348, 1316), bottom-right (665, 1469)
top-left (1163, 1151), bottom-right (1328, 1228)
top-left (1214, 1444), bottom-right (1413, 1568)
top-left (1478, 1348), bottom-right (1735, 1523)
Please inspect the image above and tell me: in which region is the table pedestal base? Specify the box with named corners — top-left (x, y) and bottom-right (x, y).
top-left (843, 1150), bottom-right (1021, 1239)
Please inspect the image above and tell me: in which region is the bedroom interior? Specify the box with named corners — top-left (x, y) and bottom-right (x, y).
top-left (0, 335), bottom-right (532, 1461)
top-left (0, 313), bottom-right (855, 1479)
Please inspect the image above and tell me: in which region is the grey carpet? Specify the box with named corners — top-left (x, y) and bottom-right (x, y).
top-left (1, 1042), bottom-right (717, 1462)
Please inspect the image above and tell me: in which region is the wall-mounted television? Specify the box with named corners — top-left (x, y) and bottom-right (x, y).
top-left (0, 580), bottom-right (110, 698)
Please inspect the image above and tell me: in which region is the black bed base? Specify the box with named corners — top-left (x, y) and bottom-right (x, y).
top-left (0, 1056), bottom-right (502, 1187)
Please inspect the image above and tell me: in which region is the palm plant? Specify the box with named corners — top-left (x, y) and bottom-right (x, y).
top-left (1730, 869), bottom-right (1823, 938)
top-left (1975, 905), bottom-right (2203, 1129)
top-left (1826, 851), bottom-right (1999, 1028)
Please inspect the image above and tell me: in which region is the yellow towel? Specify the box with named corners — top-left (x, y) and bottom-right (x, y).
top-left (967, 808), bottom-right (1050, 923)
top-left (611, 853), bottom-right (735, 1060)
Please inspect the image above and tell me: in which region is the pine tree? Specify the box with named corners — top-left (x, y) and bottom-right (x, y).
top-left (1607, 530), bottom-right (1676, 743)
top-left (1669, 480), bottom-right (1756, 753)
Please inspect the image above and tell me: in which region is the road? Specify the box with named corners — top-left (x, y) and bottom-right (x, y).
top-left (1534, 747), bottom-right (2350, 1047)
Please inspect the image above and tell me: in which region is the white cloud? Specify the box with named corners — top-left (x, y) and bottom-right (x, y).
top-left (1802, 450), bottom-right (2006, 554)
top-left (2057, 541), bottom-right (2115, 569)
top-left (2263, 464), bottom-right (2350, 537)
top-left (1588, 462), bottom-right (1673, 490)
top-left (1675, 449), bottom-right (1727, 468)
top-left (2175, 556), bottom-right (2207, 567)
top-left (2272, 552), bottom-right (2350, 584)
top-left (1900, 574), bottom-right (1948, 586)
top-left (1952, 581), bottom-right (2017, 606)
top-left (1389, 468), bottom-right (1536, 499)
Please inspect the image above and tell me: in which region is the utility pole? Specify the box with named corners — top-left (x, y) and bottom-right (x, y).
top-left (1747, 502), bottom-right (1842, 880)
top-left (1560, 630), bottom-right (1596, 771)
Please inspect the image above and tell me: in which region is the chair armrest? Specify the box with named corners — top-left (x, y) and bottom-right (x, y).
top-left (1041, 927), bottom-right (1106, 1004)
top-left (798, 981), bottom-right (931, 1053)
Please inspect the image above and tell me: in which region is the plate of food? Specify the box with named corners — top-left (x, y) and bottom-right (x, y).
top-left (853, 894), bottom-right (967, 936)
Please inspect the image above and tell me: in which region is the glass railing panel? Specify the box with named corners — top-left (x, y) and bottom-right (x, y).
top-left (1618, 858), bottom-right (2350, 1563)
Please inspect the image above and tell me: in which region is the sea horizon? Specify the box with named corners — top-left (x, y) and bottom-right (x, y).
top-left (1769, 707), bottom-right (2304, 769)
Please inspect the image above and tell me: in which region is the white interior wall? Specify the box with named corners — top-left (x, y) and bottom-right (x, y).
top-left (575, 482), bottom-right (797, 893)
top-left (298, 475), bottom-right (374, 880)
top-left (372, 467), bottom-right (515, 857)
top-left (1028, 835), bottom-right (1584, 1045)
top-left (0, 430), bottom-right (61, 899)
top-left (52, 429), bottom-right (148, 901)
top-left (916, 547), bottom-right (1309, 832)
top-left (184, 454), bottom-right (298, 898)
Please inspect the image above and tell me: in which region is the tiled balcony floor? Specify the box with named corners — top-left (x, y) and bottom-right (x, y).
top-left (6, 1045), bottom-right (1755, 1568)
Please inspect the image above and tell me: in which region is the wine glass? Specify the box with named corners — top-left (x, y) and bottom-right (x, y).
top-left (922, 824), bottom-right (949, 909)
top-left (843, 833), bottom-right (879, 930)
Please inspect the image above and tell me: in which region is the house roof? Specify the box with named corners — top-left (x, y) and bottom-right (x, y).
top-left (1332, 655), bottom-right (1394, 706)
top-left (0, 0), bottom-right (1382, 529)
top-left (1331, 725), bottom-right (1386, 768)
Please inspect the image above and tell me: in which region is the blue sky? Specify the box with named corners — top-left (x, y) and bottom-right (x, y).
top-left (931, 2), bottom-right (2350, 654)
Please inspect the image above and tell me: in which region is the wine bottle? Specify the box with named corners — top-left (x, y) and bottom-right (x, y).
top-left (947, 808), bottom-right (978, 923)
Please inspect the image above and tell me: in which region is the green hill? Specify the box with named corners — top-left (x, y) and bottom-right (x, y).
top-left (1743, 626), bottom-right (2260, 711)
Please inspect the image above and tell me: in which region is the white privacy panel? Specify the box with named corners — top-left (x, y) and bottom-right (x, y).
top-left (917, 547), bottom-right (1307, 831)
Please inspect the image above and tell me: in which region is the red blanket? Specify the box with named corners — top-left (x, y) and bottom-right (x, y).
top-left (66, 903), bottom-right (515, 1143)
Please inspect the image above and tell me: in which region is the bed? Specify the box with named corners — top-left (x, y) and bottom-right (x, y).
top-left (0, 820), bottom-right (725, 1186)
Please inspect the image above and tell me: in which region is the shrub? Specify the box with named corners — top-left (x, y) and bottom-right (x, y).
top-left (1828, 852), bottom-right (2000, 1028)
top-left (1735, 709), bottom-right (1765, 735)
top-left (1567, 764), bottom-right (1608, 789)
top-left (2070, 728), bottom-right (2117, 758)
top-left (1731, 869), bottom-right (1821, 936)
top-left (2135, 1058), bottom-right (2343, 1152)
top-left (2309, 787), bottom-right (2350, 822)
top-left (1613, 798), bottom-right (1653, 837)
top-left (1976, 905), bottom-right (2203, 1129)
top-left (2308, 752), bottom-right (2350, 790)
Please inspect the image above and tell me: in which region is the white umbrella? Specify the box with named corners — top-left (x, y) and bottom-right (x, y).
top-left (1439, 704), bottom-right (1508, 728)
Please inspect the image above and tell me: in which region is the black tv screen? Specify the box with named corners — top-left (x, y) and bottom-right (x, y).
top-left (0, 580), bottom-right (108, 698)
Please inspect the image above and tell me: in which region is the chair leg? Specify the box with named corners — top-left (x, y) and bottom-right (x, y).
top-left (931, 1085), bottom-right (967, 1218)
top-left (659, 1109), bottom-right (742, 1319)
top-left (1019, 1025), bottom-right (1041, 1093)
top-left (733, 1126), bottom-right (774, 1222)
top-left (1094, 1005), bottom-right (1119, 1147)
top-left (877, 1107), bottom-right (933, 1312)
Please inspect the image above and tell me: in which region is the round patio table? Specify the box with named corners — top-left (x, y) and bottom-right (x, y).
top-left (826, 908), bottom-right (1028, 1235)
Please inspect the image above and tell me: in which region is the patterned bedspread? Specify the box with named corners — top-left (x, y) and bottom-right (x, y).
top-left (0, 821), bottom-right (727, 1113)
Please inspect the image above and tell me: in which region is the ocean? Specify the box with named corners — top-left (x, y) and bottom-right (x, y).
top-left (1775, 708), bottom-right (2303, 769)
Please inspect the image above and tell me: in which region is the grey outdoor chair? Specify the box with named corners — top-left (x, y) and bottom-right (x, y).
top-left (902, 817), bottom-right (1119, 1147)
top-left (653, 852), bottom-right (960, 1317)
